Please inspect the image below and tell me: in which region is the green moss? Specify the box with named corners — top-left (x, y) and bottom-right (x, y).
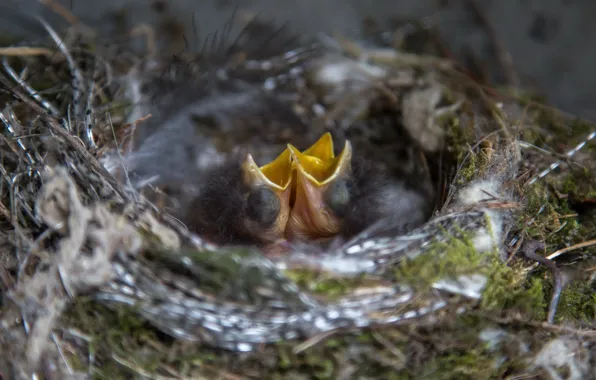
top-left (560, 169), bottom-right (596, 200)
top-left (510, 89), bottom-right (549, 107)
top-left (64, 298), bottom-right (157, 378)
top-left (140, 245), bottom-right (282, 297)
top-left (421, 349), bottom-right (497, 380)
top-left (498, 158), bottom-right (596, 322)
top-left (63, 297), bottom-right (232, 379)
top-left (456, 150), bottom-right (478, 185)
top-left (521, 181), bottom-right (587, 247)
top-left (566, 119), bottom-right (596, 152)
top-left (395, 227), bottom-right (487, 290)
top-left (284, 270), bottom-right (380, 299)
top-left (270, 335), bottom-right (408, 380)
top-left (441, 111), bottom-right (478, 186)
top-left (555, 280), bottom-right (596, 322)
top-left (440, 108), bottom-right (497, 188)
top-left (481, 261), bottom-right (547, 319)
top-left (517, 94), bottom-right (596, 152)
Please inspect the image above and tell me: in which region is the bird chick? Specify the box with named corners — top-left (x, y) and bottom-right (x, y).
top-left (189, 132), bottom-right (431, 249)
top-left (173, 131), bottom-right (434, 249)
top-left (285, 132), bottom-right (352, 240)
top-left (184, 148), bottom-right (293, 246)
top-left (285, 133), bottom-right (431, 245)
top-left (115, 123), bottom-right (432, 250)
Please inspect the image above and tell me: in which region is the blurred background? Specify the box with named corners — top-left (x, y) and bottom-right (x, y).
top-left (1, 0), bottom-right (594, 121)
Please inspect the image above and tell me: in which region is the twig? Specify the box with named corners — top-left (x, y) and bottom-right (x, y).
top-left (293, 330), bottom-right (338, 354)
top-left (505, 235), bottom-right (524, 264)
top-left (50, 332), bottom-right (73, 375)
top-left (521, 240), bottom-right (562, 324)
top-left (372, 331), bottom-right (407, 363)
top-left (0, 265), bottom-right (15, 289)
top-left (464, 0), bottom-right (520, 87)
top-left (335, 35), bottom-right (453, 70)
top-left (527, 130), bottom-right (596, 185)
top-left (518, 141), bottom-right (585, 169)
top-left (0, 47), bottom-right (56, 57)
top-left (37, 18), bottom-right (86, 120)
top-left (108, 113), bottom-right (139, 203)
top-left (199, 364), bottom-right (247, 380)
top-left (3, 57), bottom-right (62, 116)
top-left (524, 239), bottom-right (596, 272)
top-left (472, 311), bottom-right (596, 339)
top-left (0, 199), bottom-right (10, 219)
top-left (0, 72), bottom-right (128, 202)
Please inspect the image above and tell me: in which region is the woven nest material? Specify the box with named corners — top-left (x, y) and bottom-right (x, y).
top-left (1, 13), bottom-right (596, 379)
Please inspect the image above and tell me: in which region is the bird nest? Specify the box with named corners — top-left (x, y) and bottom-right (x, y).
top-left (1, 12), bottom-right (596, 380)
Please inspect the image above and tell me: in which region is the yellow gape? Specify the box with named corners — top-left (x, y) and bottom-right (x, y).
top-left (286, 133), bottom-right (352, 240)
top-left (240, 133), bottom-right (353, 242)
top-left (241, 148), bottom-right (293, 242)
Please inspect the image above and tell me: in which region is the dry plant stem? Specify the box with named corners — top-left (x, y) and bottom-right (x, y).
top-left (0, 199), bottom-right (10, 219)
top-left (522, 240), bottom-right (562, 324)
top-left (549, 239), bottom-right (596, 259)
top-left (0, 72), bottom-right (128, 202)
top-left (524, 239), bottom-right (596, 272)
top-left (472, 312), bottom-right (596, 339)
top-left (0, 47), bottom-right (56, 57)
top-left (5, 168), bottom-right (141, 376)
top-left (292, 330), bottom-right (338, 354)
top-left (464, 0), bottom-right (520, 87)
top-left (0, 266), bottom-right (15, 289)
top-left (527, 130), bottom-right (596, 185)
top-left (372, 331), bottom-right (407, 363)
top-left (111, 354), bottom-right (184, 380)
top-left (3, 58), bottom-right (62, 117)
top-left (335, 36), bottom-right (453, 70)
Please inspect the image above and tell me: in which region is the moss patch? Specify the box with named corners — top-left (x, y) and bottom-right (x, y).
top-left (395, 228), bottom-right (487, 290)
top-left (284, 270), bottom-right (379, 300)
top-left (481, 261), bottom-right (547, 319)
top-left (555, 279), bottom-right (596, 322)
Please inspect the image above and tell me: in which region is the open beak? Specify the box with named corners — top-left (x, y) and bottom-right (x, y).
top-left (241, 148), bottom-right (293, 242)
top-left (286, 133), bottom-right (352, 240)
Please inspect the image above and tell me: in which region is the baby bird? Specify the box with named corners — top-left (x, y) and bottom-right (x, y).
top-left (183, 147), bottom-right (294, 246)
top-left (285, 133), bottom-right (431, 244)
top-left (175, 132), bottom-right (432, 250)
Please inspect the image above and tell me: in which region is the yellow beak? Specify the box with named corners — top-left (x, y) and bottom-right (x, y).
top-left (240, 133), bottom-right (353, 244)
top-left (285, 133), bottom-right (353, 240)
top-left (241, 148), bottom-right (293, 243)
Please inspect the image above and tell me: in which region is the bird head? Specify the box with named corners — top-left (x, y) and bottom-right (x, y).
top-left (286, 133), bottom-right (353, 241)
top-left (241, 132), bottom-right (353, 243)
top-left (241, 147), bottom-right (293, 243)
